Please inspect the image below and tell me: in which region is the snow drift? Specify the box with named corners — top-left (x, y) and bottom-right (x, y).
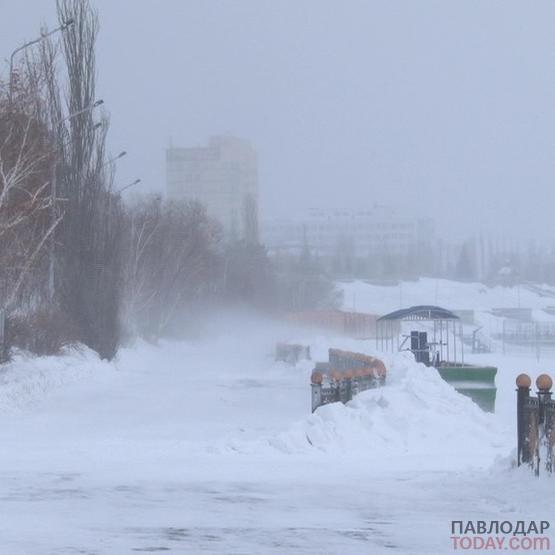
top-left (0, 347), bottom-right (112, 413)
top-left (270, 352), bottom-right (511, 470)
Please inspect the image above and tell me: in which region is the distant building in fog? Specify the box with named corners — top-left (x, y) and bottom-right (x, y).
top-left (166, 136), bottom-right (258, 240)
top-left (262, 207), bottom-right (434, 259)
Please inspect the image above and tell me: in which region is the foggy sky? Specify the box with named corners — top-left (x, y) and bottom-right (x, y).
top-left (2, 1), bottom-right (555, 240)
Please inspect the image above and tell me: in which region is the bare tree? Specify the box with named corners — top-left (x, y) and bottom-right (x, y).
top-left (123, 198), bottom-right (221, 340)
top-left (0, 68), bottom-right (60, 312)
top-left (37, 0), bottom-right (123, 358)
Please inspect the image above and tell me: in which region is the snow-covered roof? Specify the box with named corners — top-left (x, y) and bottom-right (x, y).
top-left (378, 305), bottom-right (460, 321)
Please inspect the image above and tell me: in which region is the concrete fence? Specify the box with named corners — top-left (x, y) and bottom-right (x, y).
top-left (286, 310), bottom-right (383, 339)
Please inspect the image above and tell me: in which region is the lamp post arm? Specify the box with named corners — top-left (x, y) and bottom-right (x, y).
top-left (9, 21), bottom-right (74, 105)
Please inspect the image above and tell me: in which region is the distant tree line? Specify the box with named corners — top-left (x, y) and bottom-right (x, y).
top-left (295, 233), bottom-right (555, 286)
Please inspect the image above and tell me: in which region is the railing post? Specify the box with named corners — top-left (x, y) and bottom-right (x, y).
top-left (524, 395), bottom-right (540, 474)
top-left (536, 374), bottom-right (554, 474)
top-left (338, 371), bottom-right (352, 403)
top-left (544, 398), bottom-right (555, 474)
top-left (311, 371), bottom-right (323, 413)
top-left (516, 374), bottom-right (531, 466)
top-left (536, 374), bottom-right (552, 425)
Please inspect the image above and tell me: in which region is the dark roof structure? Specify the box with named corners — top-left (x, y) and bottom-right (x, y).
top-left (377, 305), bottom-right (459, 322)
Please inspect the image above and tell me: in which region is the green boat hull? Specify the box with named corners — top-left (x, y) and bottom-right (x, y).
top-left (436, 366), bottom-right (497, 412)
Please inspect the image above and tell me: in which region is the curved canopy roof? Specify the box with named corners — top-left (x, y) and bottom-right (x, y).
top-left (378, 305), bottom-right (459, 321)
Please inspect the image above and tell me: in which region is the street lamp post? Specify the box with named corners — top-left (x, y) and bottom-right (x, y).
top-left (54, 99), bottom-right (104, 129)
top-left (102, 151), bottom-right (127, 168)
top-left (58, 121), bottom-right (103, 151)
top-left (117, 178), bottom-right (141, 195)
top-left (9, 20), bottom-right (74, 106)
top-left (48, 100), bottom-right (104, 301)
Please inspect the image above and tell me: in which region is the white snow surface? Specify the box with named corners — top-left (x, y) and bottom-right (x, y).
top-left (341, 278), bottom-right (555, 314)
top-left (0, 307), bottom-right (553, 554)
top-left (271, 351), bottom-right (505, 468)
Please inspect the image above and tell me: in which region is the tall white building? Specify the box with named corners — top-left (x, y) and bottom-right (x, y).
top-left (166, 136), bottom-right (258, 240)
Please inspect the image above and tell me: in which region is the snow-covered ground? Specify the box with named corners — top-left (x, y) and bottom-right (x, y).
top-left (341, 278), bottom-right (555, 315)
top-left (0, 303), bottom-right (553, 554)
top-left (343, 278), bottom-right (555, 357)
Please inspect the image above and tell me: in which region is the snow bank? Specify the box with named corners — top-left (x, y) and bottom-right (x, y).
top-left (0, 347), bottom-right (112, 413)
top-left (0, 323), bottom-right (513, 474)
top-left (270, 352), bottom-right (510, 470)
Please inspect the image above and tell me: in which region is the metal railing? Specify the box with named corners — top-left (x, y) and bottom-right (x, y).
top-left (516, 373), bottom-right (554, 475)
top-left (310, 349), bottom-right (387, 412)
